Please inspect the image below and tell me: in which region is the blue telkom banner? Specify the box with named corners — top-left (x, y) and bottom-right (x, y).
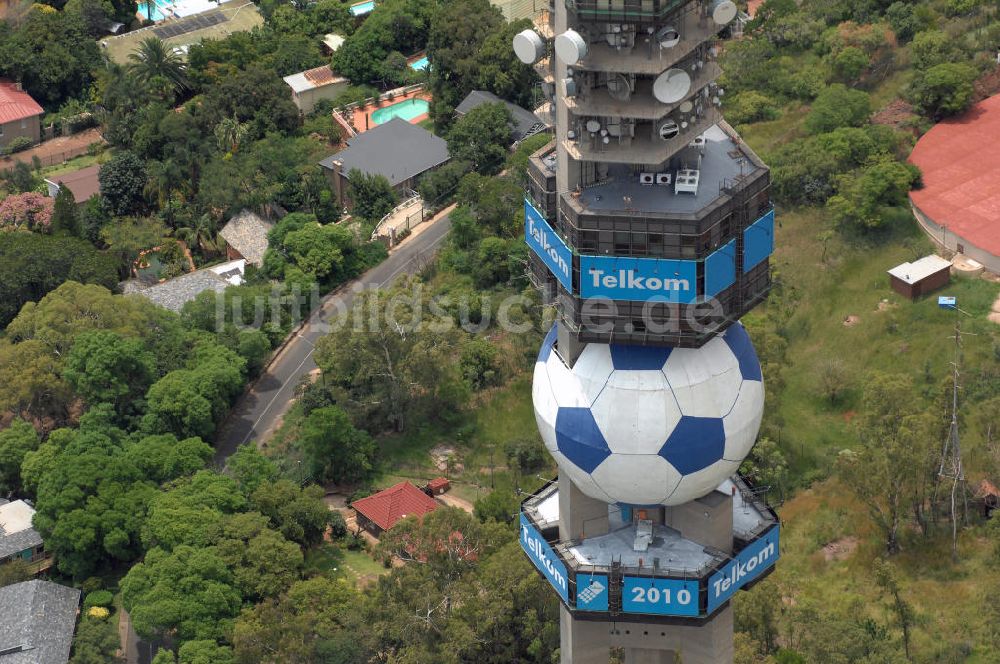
top-left (704, 239), bottom-right (736, 298)
top-left (707, 525), bottom-right (780, 612)
top-left (575, 573), bottom-right (609, 612)
top-left (622, 576), bottom-right (700, 617)
top-left (580, 255), bottom-right (697, 303)
top-left (519, 513), bottom-right (569, 603)
top-left (743, 209), bottom-right (775, 272)
top-left (524, 199), bottom-right (573, 292)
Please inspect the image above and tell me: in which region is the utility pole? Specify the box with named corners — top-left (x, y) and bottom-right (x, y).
top-left (938, 296), bottom-right (972, 562)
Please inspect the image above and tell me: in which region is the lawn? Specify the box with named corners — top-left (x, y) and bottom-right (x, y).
top-left (303, 541), bottom-right (388, 586)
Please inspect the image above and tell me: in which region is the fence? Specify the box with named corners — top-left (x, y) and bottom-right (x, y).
top-left (371, 193), bottom-right (426, 247)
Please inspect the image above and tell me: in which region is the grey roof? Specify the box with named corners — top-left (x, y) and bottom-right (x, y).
top-left (0, 500), bottom-right (42, 561)
top-left (0, 580), bottom-right (80, 664)
top-left (455, 90), bottom-right (547, 142)
top-left (219, 209), bottom-right (273, 266)
top-left (130, 269), bottom-right (229, 313)
top-left (318, 118), bottom-right (450, 187)
top-left (0, 528), bottom-right (43, 561)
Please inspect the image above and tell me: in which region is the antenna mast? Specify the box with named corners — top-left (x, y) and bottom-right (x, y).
top-left (938, 296), bottom-right (971, 561)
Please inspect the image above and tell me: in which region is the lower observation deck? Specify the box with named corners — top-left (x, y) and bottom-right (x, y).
top-left (519, 475), bottom-right (778, 621)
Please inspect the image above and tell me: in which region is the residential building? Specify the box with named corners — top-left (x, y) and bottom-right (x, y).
top-left (219, 209), bottom-right (274, 267)
top-left (319, 117), bottom-right (450, 211)
top-left (351, 481), bottom-right (440, 536)
top-left (0, 580), bottom-right (81, 664)
top-left (0, 79), bottom-right (43, 150)
top-left (284, 64), bottom-right (350, 115)
top-left (125, 260), bottom-right (245, 312)
top-left (455, 89), bottom-right (549, 145)
top-left (44, 164), bottom-right (101, 205)
top-left (0, 500), bottom-right (49, 574)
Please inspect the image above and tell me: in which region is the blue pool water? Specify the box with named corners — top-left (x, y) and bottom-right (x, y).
top-left (137, 0), bottom-right (166, 20)
top-left (370, 98), bottom-right (430, 125)
top-left (409, 56), bottom-right (429, 71)
top-left (350, 0), bottom-right (375, 15)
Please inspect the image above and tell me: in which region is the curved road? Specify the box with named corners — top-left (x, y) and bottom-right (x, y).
top-left (213, 214), bottom-right (452, 465)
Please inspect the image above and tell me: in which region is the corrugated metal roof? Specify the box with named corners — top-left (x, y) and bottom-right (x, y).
top-left (351, 482), bottom-right (439, 531)
top-left (318, 118), bottom-right (450, 187)
top-left (887, 255), bottom-right (951, 285)
top-left (0, 79), bottom-right (44, 125)
top-left (283, 65), bottom-right (347, 94)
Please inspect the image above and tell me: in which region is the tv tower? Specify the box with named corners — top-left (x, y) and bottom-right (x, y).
top-left (513, 1), bottom-right (779, 661)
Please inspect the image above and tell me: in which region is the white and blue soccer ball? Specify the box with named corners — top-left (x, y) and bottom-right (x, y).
top-left (532, 322), bottom-right (764, 507)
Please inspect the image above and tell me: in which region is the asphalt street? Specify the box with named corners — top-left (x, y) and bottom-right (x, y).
top-left (212, 213), bottom-right (452, 466)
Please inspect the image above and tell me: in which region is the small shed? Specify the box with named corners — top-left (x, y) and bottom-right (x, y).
top-left (974, 479), bottom-right (1000, 518)
top-left (351, 481), bottom-right (439, 537)
top-left (887, 255), bottom-right (951, 299)
top-left (426, 477), bottom-right (450, 495)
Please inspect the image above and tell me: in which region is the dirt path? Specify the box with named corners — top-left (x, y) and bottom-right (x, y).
top-left (436, 492), bottom-right (475, 513)
top-left (0, 128), bottom-right (105, 171)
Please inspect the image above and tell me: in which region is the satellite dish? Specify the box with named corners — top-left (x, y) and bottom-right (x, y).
top-left (710, 0), bottom-right (737, 25)
top-left (655, 26), bottom-right (679, 48)
top-left (567, 130), bottom-right (577, 140)
top-left (658, 120), bottom-right (679, 140)
top-left (562, 77), bottom-right (577, 97)
top-left (512, 29), bottom-right (545, 65)
top-left (679, 100), bottom-right (694, 113)
top-left (652, 68), bottom-right (691, 104)
top-left (585, 119), bottom-right (601, 133)
top-left (607, 73), bottom-right (631, 101)
top-left (555, 30), bottom-right (587, 65)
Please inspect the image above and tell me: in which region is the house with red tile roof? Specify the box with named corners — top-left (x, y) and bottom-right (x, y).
top-left (0, 79), bottom-right (43, 151)
top-left (351, 481), bottom-right (440, 536)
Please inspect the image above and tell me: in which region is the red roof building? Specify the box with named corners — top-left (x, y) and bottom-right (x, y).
top-left (0, 79), bottom-right (43, 150)
top-left (426, 477), bottom-right (450, 495)
top-left (351, 481), bottom-right (440, 535)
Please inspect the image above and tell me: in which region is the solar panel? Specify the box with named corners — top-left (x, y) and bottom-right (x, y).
top-left (152, 10), bottom-right (227, 40)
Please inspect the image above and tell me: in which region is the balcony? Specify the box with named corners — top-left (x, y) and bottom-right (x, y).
top-left (564, 106), bottom-right (721, 165)
top-left (567, 0), bottom-right (689, 22)
top-left (566, 62), bottom-right (721, 120)
top-left (574, 8), bottom-right (718, 75)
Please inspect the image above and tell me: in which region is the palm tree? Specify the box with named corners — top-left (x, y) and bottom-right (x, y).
top-left (213, 116), bottom-right (249, 155)
top-left (127, 37), bottom-right (190, 98)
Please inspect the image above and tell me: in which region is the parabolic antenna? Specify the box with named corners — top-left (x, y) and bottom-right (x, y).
top-left (710, 0), bottom-right (737, 25)
top-left (679, 100), bottom-right (694, 113)
top-left (606, 73), bottom-right (631, 101)
top-left (512, 29), bottom-right (545, 65)
top-left (655, 25), bottom-right (679, 48)
top-left (658, 120), bottom-right (679, 140)
top-left (585, 119), bottom-right (602, 133)
top-left (555, 29), bottom-right (588, 65)
top-left (652, 68), bottom-right (691, 104)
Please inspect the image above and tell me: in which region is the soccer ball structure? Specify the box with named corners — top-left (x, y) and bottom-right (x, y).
top-left (532, 322), bottom-right (764, 507)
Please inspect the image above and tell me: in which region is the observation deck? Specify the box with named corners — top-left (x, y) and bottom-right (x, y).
top-left (519, 475), bottom-right (779, 621)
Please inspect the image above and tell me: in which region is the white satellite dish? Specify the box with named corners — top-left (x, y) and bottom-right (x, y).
top-left (655, 26), bottom-right (679, 48)
top-left (555, 30), bottom-right (588, 65)
top-left (512, 29), bottom-right (545, 65)
top-left (679, 100), bottom-right (694, 113)
top-left (658, 120), bottom-right (679, 140)
top-left (606, 73), bottom-right (631, 101)
top-left (652, 68), bottom-right (691, 104)
top-left (710, 0), bottom-right (737, 25)
top-left (585, 119), bottom-right (602, 133)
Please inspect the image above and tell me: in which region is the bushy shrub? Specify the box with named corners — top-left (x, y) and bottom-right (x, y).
top-left (725, 91), bottom-right (781, 125)
top-left (6, 136), bottom-right (34, 153)
top-left (83, 589), bottom-right (114, 609)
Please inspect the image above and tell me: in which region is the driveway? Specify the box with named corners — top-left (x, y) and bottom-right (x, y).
top-left (213, 211), bottom-right (452, 465)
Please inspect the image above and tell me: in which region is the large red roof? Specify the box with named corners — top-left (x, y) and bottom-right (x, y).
top-left (909, 94), bottom-right (1000, 258)
top-left (351, 481), bottom-right (439, 531)
top-left (0, 79), bottom-right (43, 124)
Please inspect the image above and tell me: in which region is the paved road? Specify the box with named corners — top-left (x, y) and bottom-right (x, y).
top-left (213, 214), bottom-right (452, 465)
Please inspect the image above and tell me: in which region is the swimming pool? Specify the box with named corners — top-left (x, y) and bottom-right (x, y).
top-left (409, 56), bottom-right (429, 71)
top-left (350, 0), bottom-right (375, 15)
top-left (137, 0), bottom-right (166, 21)
top-left (371, 98), bottom-right (429, 125)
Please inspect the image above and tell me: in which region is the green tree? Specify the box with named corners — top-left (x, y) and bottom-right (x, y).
top-left (832, 46), bottom-right (869, 83)
top-left (143, 371), bottom-right (215, 439)
top-left (826, 156), bottom-right (919, 230)
top-left (447, 103), bottom-right (513, 175)
top-left (298, 405), bottom-right (376, 484)
top-left (460, 337), bottom-right (501, 389)
top-left (69, 614), bottom-right (123, 664)
top-left (249, 479), bottom-right (332, 546)
top-left (0, 419), bottom-right (39, 495)
top-left (805, 84), bottom-right (871, 134)
top-left (873, 558), bottom-right (915, 660)
top-left (178, 641), bottom-right (235, 664)
top-left (228, 444), bottom-right (280, 495)
top-left (63, 331), bottom-right (156, 419)
top-left (348, 170), bottom-right (398, 222)
top-left (128, 37), bottom-right (190, 99)
top-left (99, 151), bottom-right (148, 217)
top-left (209, 512), bottom-right (303, 601)
top-left (910, 30), bottom-right (957, 70)
top-left (50, 185), bottom-right (80, 237)
top-left (909, 62), bottom-right (976, 120)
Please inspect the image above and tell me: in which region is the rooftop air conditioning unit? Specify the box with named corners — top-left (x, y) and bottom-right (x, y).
top-left (656, 173), bottom-right (672, 185)
top-left (639, 173), bottom-right (655, 185)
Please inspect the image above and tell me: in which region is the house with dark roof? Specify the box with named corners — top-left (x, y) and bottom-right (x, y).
top-left (351, 481), bottom-right (440, 536)
top-left (455, 90), bottom-right (549, 145)
top-left (219, 209), bottom-right (274, 266)
top-left (284, 64), bottom-right (349, 115)
top-left (125, 259), bottom-right (246, 313)
top-left (0, 500), bottom-right (49, 574)
top-left (44, 164), bottom-right (101, 206)
top-left (0, 79), bottom-right (43, 150)
top-left (0, 580), bottom-right (80, 664)
top-left (319, 117), bottom-right (450, 211)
